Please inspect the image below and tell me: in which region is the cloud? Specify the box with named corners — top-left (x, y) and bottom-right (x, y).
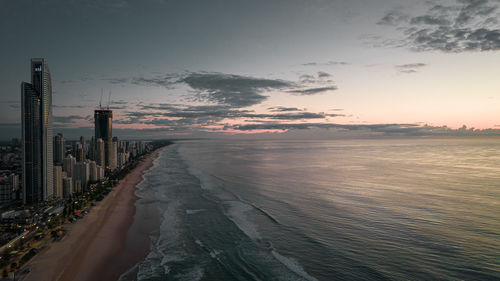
top-left (288, 86), bottom-right (338, 95)
top-left (107, 106), bottom-right (127, 110)
top-left (53, 115), bottom-right (88, 124)
top-left (108, 71), bottom-right (339, 108)
top-left (397, 63), bottom-right (427, 68)
top-left (111, 72), bottom-right (295, 108)
top-left (299, 74), bottom-right (316, 83)
top-left (230, 122), bottom-right (419, 132)
top-left (243, 112), bottom-right (339, 120)
top-left (228, 122), bottom-right (500, 136)
top-left (377, 10), bottom-right (410, 26)
top-left (410, 15), bottom-right (451, 25)
top-left (302, 61), bottom-right (349, 66)
top-left (110, 100), bottom-right (128, 105)
top-left (121, 104), bottom-right (341, 128)
top-left (299, 72), bottom-right (333, 84)
top-left (395, 63), bottom-right (427, 73)
top-left (130, 75), bottom-right (180, 88)
top-left (108, 77), bottom-right (130, 85)
top-left (180, 72), bottom-right (293, 107)
top-left (378, 0), bottom-right (500, 52)
top-left (317, 71), bottom-right (332, 78)
top-left (267, 106), bottom-right (303, 112)
top-left (53, 104), bottom-right (88, 108)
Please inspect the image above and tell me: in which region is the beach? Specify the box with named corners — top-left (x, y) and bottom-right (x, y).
top-left (23, 149), bottom-right (161, 281)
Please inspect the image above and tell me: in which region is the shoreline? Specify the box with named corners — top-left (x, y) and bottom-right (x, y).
top-left (24, 148), bottom-right (162, 281)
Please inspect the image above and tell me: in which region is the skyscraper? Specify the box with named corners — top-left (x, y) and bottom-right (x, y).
top-left (21, 58), bottom-right (53, 204)
top-left (53, 165), bottom-right (63, 198)
top-left (63, 155), bottom-right (76, 178)
top-left (74, 142), bottom-right (84, 162)
top-left (89, 136), bottom-right (96, 161)
top-left (74, 162), bottom-right (89, 192)
top-left (94, 109), bottom-right (112, 168)
top-left (62, 177), bottom-right (73, 199)
top-left (95, 138), bottom-right (105, 168)
top-left (89, 160), bottom-right (98, 182)
top-left (110, 140), bottom-right (118, 170)
top-left (53, 133), bottom-right (65, 165)
top-left (80, 136), bottom-right (86, 161)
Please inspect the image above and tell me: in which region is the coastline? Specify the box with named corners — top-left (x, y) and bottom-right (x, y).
top-left (23, 148), bottom-right (162, 281)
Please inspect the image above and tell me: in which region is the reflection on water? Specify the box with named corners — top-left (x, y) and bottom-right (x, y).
top-left (130, 138), bottom-right (500, 281)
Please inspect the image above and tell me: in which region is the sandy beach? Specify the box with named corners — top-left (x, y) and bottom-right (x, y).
top-left (24, 149), bottom-right (161, 281)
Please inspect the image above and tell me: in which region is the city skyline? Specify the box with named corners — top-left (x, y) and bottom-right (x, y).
top-left (0, 1), bottom-right (497, 279)
top-left (19, 57), bottom-right (121, 204)
top-left (1, 0), bottom-right (500, 140)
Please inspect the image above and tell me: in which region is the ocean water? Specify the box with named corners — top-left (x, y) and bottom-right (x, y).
top-left (121, 138), bottom-right (500, 281)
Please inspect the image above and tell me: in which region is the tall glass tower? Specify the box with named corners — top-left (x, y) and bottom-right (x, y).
top-left (22, 58), bottom-right (54, 204)
top-left (94, 109), bottom-right (113, 168)
top-left (54, 133), bottom-right (65, 165)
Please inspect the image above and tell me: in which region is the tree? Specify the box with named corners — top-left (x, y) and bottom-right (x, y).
top-left (15, 239), bottom-right (24, 251)
top-left (2, 250), bottom-right (10, 262)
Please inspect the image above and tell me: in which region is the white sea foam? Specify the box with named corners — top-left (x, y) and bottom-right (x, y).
top-left (209, 249), bottom-right (221, 258)
top-left (175, 265), bottom-right (204, 281)
top-left (135, 147), bottom-right (168, 196)
top-left (186, 166), bottom-right (215, 190)
top-left (135, 245), bottom-right (167, 281)
top-left (225, 200), bottom-right (261, 240)
top-left (271, 251), bottom-right (318, 281)
top-left (136, 198), bottom-right (185, 281)
top-left (186, 209), bottom-right (206, 215)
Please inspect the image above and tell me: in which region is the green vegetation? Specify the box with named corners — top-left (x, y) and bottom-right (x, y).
top-left (20, 248), bottom-right (37, 263)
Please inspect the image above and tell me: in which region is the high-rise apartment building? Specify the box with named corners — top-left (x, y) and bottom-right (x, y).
top-left (89, 136), bottom-right (96, 161)
top-left (62, 177), bottom-right (73, 199)
top-left (74, 162), bottom-right (89, 192)
top-left (63, 155), bottom-right (76, 178)
top-left (94, 109), bottom-right (112, 168)
top-left (74, 180), bottom-right (81, 194)
top-left (53, 165), bottom-right (63, 198)
top-left (110, 141), bottom-right (118, 170)
top-left (89, 160), bottom-right (98, 182)
top-left (53, 133), bottom-right (65, 165)
top-left (95, 138), bottom-right (105, 168)
top-left (21, 58), bottom-right (53, 204)
top-left (0, 175), bottom-right (17, 206)
top-left (80, 136), bottom-right (86, 161)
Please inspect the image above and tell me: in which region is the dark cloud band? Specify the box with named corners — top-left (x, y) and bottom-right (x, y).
top-left (379, 0), bottom-right (500, 52)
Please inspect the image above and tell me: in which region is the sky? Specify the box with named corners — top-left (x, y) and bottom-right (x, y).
top-left (1, 0), bottom-right (499, 139)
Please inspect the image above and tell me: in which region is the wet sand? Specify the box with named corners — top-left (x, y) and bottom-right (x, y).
top-left (24, 149), bottom-right (161, 281)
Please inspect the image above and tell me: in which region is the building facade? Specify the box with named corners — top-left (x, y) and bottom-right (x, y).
top-left (53, 133), bottom-right (65, 165)
top-left (0, 176), bottom-right (14, 206)
top-left (62, 177), bottom-right (73, 199)
top-left (63, 155), bottom-right (76, 178)
top-left (74, 162), bottom-right (89, 192)
top-left (89, 160), bottom-right (98, 182)
top-left (53, 165), bottom-right (63, 198)
top-left (94, 109), bottom-right (112, 168)
top-left (95, 138), bottom-right (105, 168)
top-left (22, 58), bottom-right (54, 204)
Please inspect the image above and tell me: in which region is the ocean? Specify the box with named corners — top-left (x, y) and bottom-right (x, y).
top-left (120, 138), bottom-right (500, 281)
